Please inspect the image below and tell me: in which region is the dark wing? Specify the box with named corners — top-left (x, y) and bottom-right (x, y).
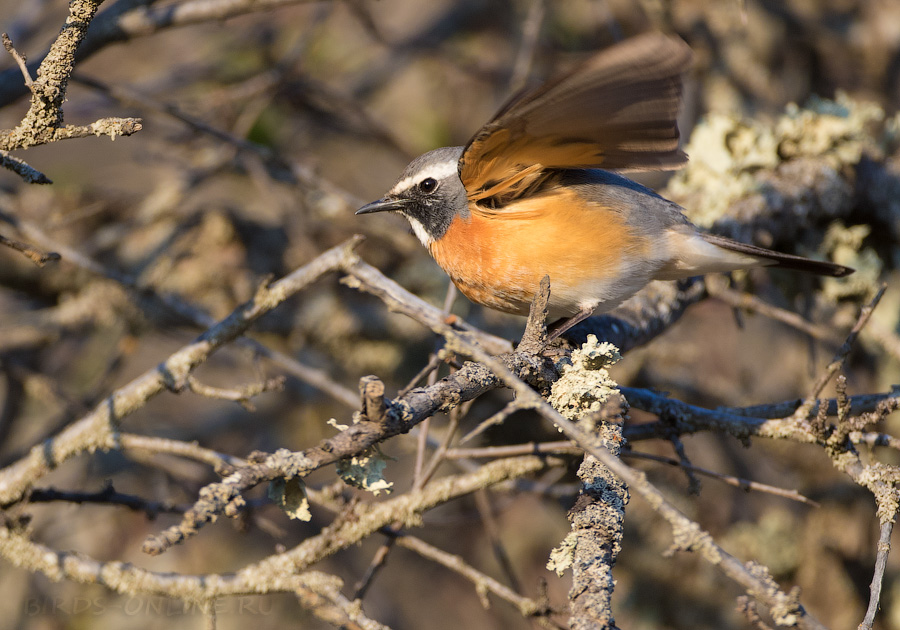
top-left (459, 33), bottom-right (692, 206)
top-left (701, 234), bottom-right (855, 277)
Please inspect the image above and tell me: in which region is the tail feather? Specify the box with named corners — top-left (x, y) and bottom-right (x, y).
top-left (702, 233), bottom-right (854, 278)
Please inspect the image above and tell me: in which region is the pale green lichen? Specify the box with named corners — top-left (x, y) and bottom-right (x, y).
top-left (549, 335), bottom-right (621, 427)
top-left (335, 449), bottom-right (394, 496)
top-left (327, 418), bottom-right (349, 431)
top-left (778, 95), bottom-right (885, 165)
top-left (268, 476), bottom-right (312, 521)
top-left (667, 92), bottom-right (886, 229)
top-left (821, 223), bottom-right (883, 301)
top-left (719, 510), bottom-right (800, 576)
top-left (546, 531), bottom-right (577, 576)
top-left (327, 418), bottom-right (394, 496)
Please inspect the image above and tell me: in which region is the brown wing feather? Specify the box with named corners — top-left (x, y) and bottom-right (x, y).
top-left (459, 33), bottom-right (692, 205)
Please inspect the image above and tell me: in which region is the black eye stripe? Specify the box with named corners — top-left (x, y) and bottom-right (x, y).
top-left (419, 177), bottom-right (437, 193)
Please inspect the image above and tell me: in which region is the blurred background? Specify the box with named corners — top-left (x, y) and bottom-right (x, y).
top-left (0, 0), bottom-right (899, 628)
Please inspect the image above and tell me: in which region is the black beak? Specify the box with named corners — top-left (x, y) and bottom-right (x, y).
top-left (356, 196), bottom-right (409, 215)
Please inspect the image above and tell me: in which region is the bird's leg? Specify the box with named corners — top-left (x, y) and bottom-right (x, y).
top-left (547, 305), bottom-right (595, 341)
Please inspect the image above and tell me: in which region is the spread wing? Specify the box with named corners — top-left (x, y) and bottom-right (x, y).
top-left (459, 33), bottom-right (692, 207)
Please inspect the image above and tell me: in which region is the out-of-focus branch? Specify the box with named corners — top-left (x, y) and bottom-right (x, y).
top-left (0, 232), bottom-right (59, 267)
top-left (0, 209), bottom-right (361, 409)
top-left (0, 0), bottom-right (325, 110)
top-left (565, 278), bottom-right (707, 352)
top-left (2, 455), bottom-right (555, 604)
top-left (28, 483), bottom-right (187, 516)
top-left (705, 276), bottom-right (843, 343)
top-left (392, 532), bottom-right (551, 618)
top-left (0, 237), bottom-right (364, 506)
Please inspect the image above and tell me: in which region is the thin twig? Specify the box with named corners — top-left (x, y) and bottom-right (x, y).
top-left (417, 407), bottom-right (463, 488)
top-left (28, 483), bottom-right (187, 516)
top-left (117, 433), bottom-right (247, 471)
top-left (392, 532), bottom-right (548, 618)
top-left (185, 375), bottom-right (285, 411)
top-left (1, 32), bottom-right (33, 87)
top-left (859, 519), bottom-right (894, 630)
top-left (459, 400), bottom-right (531, 445)
top-left (445, 441), bottom-right (580, 460)
top-left (398, 352), bottom-right (443, 398)
top-left (790, 285), bottom-right (886, 423)
top-left (622, 451), bottom-right (819, 506)
top-left (0, 232), bottom-right (59, 266)
top-left (706, 277), bottom-right (842, 344)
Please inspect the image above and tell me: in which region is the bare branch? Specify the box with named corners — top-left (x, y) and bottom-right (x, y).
top-left (393, 532), bottom-right (550, 618)
top-left (0, 523), bottom-right (388, 629)
top-left (185, 375), bottom-right (285, 411)
top-left (1, 32), bottom-right (33, 87)
top-left (706, 275), bottom-right (843, 344)
top-left (439, 320), bottom-right (828, 629)
top-left (143, 452), bottom-right (557, 556)
top-left (0, 0), bottom-right (329, 110)
top-left (622, 387), bottom-right (900, 443)
top-left (0, 232), bottom-right (59, 266)
top-left (859, 520), bottom-right (894, 630)
top-left (28, 482), bottom-right (187, 516)
top-left (0, 151), bottom-right (51, 183)
top-left (622, 451), bottom-right (819, 506)
top-left (117, 433), bottom-right (247, 472)
top-left (340, 260), bottom-right (514, 356)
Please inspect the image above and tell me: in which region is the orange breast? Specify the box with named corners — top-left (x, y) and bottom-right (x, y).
top-left (428, 187), bottom-right (653, 317)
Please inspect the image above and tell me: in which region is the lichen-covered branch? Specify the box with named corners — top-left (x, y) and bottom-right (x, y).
top-left (0, 0), bottom-right (143, 182)
top-left (1, 455), bottom-right (554, 625)
top-left (0, 525), bottom-right (387, 629)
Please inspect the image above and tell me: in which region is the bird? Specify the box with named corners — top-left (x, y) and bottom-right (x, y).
top-left (357, 33), bottom-right (853, 333)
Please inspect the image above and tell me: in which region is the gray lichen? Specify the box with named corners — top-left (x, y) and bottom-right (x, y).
top-left (549, 335), bottom-right (621, 428)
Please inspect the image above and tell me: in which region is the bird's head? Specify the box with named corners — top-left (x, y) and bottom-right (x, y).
top-left (356, 146), bottom-right (467, 247)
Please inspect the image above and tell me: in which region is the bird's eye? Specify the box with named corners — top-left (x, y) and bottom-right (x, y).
top-left (419, 177), bottom-right (437, 193)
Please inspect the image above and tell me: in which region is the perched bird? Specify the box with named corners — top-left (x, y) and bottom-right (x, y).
top-left (357, 34), bottom-right (852, 330)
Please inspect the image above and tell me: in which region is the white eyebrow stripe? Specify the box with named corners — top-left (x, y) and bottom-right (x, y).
top-left (389, 160), bottom-right (459, 195)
